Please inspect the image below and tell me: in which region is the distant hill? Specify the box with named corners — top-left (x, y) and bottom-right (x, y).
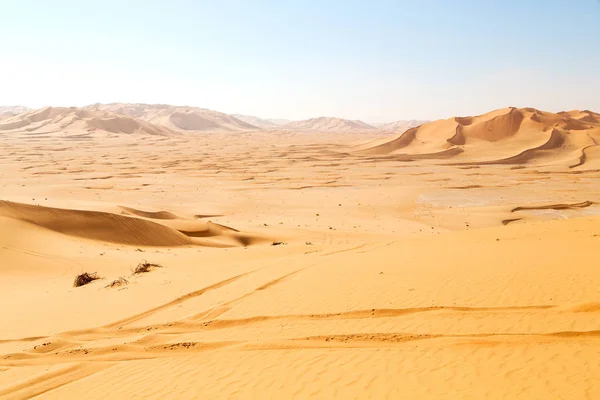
top-left (1, 103), bottom-right (431, 134)
top-left (88, 103), bottom-right (259, 132)
top-left (266, 118), bottom-right (291, 125)
top-left (0, 106), bottom-right (178, 136)
top-left (0, 106), bottom-right (30, 118)
top-left (378, 120), bottom-right (428, 132)
top-left (232, 114), bottom-right (281, 129)
top-left (281, 117), bottom-right (376, 132)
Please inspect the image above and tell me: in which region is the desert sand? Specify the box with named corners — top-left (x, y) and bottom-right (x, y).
top-left (1, 105), bottom-right (599, 399)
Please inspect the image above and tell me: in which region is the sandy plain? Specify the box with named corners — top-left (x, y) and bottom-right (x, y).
top-left (0, 106), bottom-right (599, 399)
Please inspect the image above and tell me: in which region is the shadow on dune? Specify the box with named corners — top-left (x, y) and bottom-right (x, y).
top-left (0, 201), bottom-right (267, 248)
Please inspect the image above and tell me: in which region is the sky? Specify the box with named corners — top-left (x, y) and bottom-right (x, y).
top-left (1, 0), bottom-right (599, 122)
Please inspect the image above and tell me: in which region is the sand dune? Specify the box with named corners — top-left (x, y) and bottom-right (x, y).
top-left (357, 107), bottom-right (600, 167)
top-left (90, 103), bottom-right (259, 132)
top-left (0, 107), bottom-right (177, 136)
top-left (0, 200), bottom-right (191, 246)
top-left (0, 201), bottom-right (263, 248)
top-left (282, 116), bottom-right (376, 131)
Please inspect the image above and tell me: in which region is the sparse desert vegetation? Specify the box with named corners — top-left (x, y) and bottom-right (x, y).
top-left (73, 272), bottom-right (100, 287)
top-left (133, 261), bottom-right (163, 274)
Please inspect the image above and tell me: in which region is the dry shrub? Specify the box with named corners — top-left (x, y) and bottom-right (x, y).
top-left (74, 272), bottom-right (99, 287)
top-left (105, 277), bottom-right (129, 288)
top-left (134, 260), bottom-right (162, 274)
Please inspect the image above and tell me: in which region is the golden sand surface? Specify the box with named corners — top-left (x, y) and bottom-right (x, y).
top-left (1, 106), bottom-right (599, 399)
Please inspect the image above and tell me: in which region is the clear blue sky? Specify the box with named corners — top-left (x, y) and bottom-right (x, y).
top-left (1, 0), bottom-right (599, 122)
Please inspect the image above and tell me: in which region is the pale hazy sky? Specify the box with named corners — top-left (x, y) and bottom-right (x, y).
top-left (1, 0), bottom-right (599, 122)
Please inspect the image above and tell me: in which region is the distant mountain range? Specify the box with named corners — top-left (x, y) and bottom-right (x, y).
top-left (0, 103), bottom-right (426, 134)
top-left (0, 106), bottom-right (177, 136)
top-left (88, 104), bottom-right (257, 132)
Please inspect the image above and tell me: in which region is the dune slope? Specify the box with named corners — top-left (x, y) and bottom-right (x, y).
top-left (0, 201), bottom-right (263, 248)
top-left (0, 214), bottom-right (599, 399)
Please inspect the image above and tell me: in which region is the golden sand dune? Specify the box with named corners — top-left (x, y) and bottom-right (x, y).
top-left (89, 103), bottom-right (259, 132)
top-left (0, 201), bottom-right (262, 248)
top-left (358, 107), bottom-right (600, 167)
top-left (0, 107), bottom-right (177, 136)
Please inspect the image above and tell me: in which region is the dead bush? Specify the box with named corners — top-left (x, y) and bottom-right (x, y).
top-left (74, 272), bottom-right (99, 287)
top-left (105, 277), bottom-right (129, 288)
top-left (134, 261), bottom-right (162, 274)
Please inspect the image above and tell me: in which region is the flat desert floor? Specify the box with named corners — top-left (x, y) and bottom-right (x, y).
top-left (1, 113), bottom-right (600, 398)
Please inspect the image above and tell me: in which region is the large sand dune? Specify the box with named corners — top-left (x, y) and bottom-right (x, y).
top-left (1, 105), bottom-right (600, 398)
top-left (357, 107), bottom-right (600, 167)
